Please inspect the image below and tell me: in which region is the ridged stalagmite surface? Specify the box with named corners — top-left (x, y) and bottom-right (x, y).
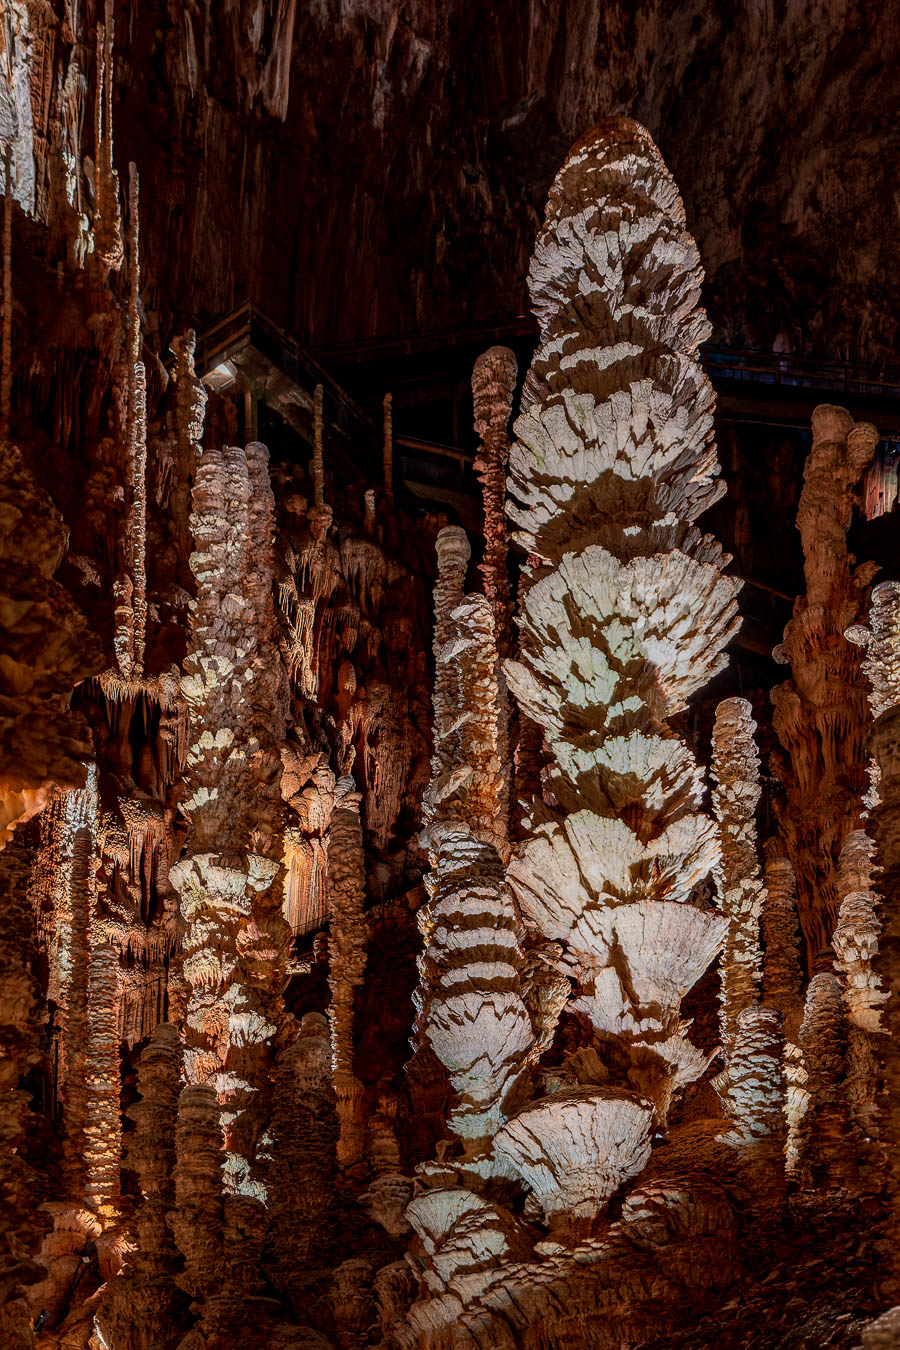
top-left (415, 526), bottom-right (532, 1161)
top-left (327, 776), bottom-right (368, 1166)
top-left (472, 346), bottom-right (517, 657)
top-left (96, 1022), bottom-right (185, 1346)
top-left (711, 697), bottom-right (765, 1051)
top-left (771, 405), bottom-right (878, 966)
top-left (833, 831), bottom-right (885, 1138)
top-left (169, 438), bottom-right (292, 1333)
top-left (761, 848), bottom-right (805, 1041)
top-left (503, 118), bottom-right (733, 1191)
top-left (869, 696), bottom-right (900, 1297)
top-left (797, 971), bottom-right (855, 1186)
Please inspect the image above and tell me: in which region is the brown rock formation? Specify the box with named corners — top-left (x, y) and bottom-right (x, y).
top-left (711, 697), bottom-right (765, 1053)
top-left (472, 346), bottom-right (517, 657)
top-left (0, 440), bottom-right (101, 846)
top-left (771, 405), bottom-right (879, 968)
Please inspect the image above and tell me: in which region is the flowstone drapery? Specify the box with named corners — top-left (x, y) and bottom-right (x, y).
top-left (502, 116), bottom-right (735, 1195)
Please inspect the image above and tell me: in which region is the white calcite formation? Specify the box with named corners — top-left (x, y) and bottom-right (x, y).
top-left (415, 527), bottom-right (533, 1163)
top-left (169, 436), bottom-right (292, 1325)
top-left (833, 831), bottom-right (885, 1139)
top-left (502, 118), bottom-right (734, 1208)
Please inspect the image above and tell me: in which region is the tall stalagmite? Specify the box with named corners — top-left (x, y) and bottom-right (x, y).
top-left (502, 117), bottom-right (735, 1211)
top-left (472, 346), bottom-right (517, 657)
top-left (711, 697), bottom-right (765, 1050)
top-left (169, 438), bottom-right (292, 1333)
top-left (772, 405), bottom-right (878, 967)
top-left (414, 526), bottom-right (531, 1165)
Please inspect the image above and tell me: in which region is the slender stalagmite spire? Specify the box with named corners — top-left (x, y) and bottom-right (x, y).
top-left (125, 161), bottom-right (147, 676)
top-left (833, 830), bottom-right (884, 1139)
top-left (472, 345), bottom-right (517, 656)
top-left (383, 391), bottom-right (393, 511)
top-left (711, 697), bottom-right (765, 1050)
top-left (169, 439), bottom-right (292, 1335)
top-left (327, 775), bottom-right (368, 1167)
top-left (1, 145), bottom-right (11, 442)
top-left (412, 525), bottom-right (532, 1172)
top-left (771, 405), bottom-right (878, 968)
top-left (500, 119), bottom-right (734, 1228)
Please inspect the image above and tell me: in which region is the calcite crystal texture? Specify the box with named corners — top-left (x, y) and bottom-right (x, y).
top-left (711, 697), bottom-right (765, 1052)
top-left (171, 439), bottom-right (291, 1198)
top-left (504, 119), bottom-right (734, 1184)
top-left (415, 526), bottom-right (532, 1156)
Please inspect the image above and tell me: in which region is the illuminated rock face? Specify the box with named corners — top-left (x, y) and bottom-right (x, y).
top-left (169, 438), bottom-right (292, 1335)
top-left (504, 118), bottom-right (734, 1158)
top-left (771, 406), bottom-right (878, 968)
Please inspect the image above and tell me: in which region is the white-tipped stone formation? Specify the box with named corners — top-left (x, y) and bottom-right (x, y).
top-left (415, 527), bottom-right (533, 1161)
top-left (501, 118), bottom-right (735, 1210)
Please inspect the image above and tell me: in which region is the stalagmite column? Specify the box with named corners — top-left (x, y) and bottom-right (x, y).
top-left (123, 162), bottom-right (147, 676)
top-left (96, 1022), bottom-right (185, 1344)
top-left (267, 1013), bottom-right (339, 1311)
top-left (711, 697), bottom-right (765, 1050)
top-left (169, 438), bottom-right (292, 1326)
top-left (170, 332), bottom-right (208, 576)
top-left (772, 405), bottom-right (878, 967)
top-left (868, 694), bottom-right (900, 1297)
top-left (1, 145), bottom-right (11, 443)
top-left (501, 119), bottom-right (734, 1224)
top-left (327, 776), bottom-right (368, 1167)
top-left (472, 346), bottom-right (517, 656)
top-left (833, 831), bottom-right (884, 1138)
top-left (761, 847), bottom-right (805, 1039)
top-left (797, 971), bottom-right (856, 1187)
top-left (413, 526), bottom-right (532, 1168)
top-left (92, 5), bottom-right (124, 272)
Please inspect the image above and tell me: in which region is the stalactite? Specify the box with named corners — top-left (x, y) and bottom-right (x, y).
top-left (771, 405), bottom-right (879, 967)
top-left (92, 5), bottom-right (123, 271)
top-left (383, 391), bottom-right (393, 512)
top-left (281, 748), bottom-right (335, 936)
top-left (95, 1022), bottom-right (185, 1347)
top-left (711, 697), bottom-right (765, 1053)
top-left (502, 117), bottom-right (733, 1222)
top-left (472, 346), bottom-right (517, 657)
top-left (313, 382), bottom-right (325, 508)
top-left (327, 776), bottom-right (368, 1167)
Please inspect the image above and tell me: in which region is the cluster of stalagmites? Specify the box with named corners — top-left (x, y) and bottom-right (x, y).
top-left (403, 118), bottom-right (766, 1345)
